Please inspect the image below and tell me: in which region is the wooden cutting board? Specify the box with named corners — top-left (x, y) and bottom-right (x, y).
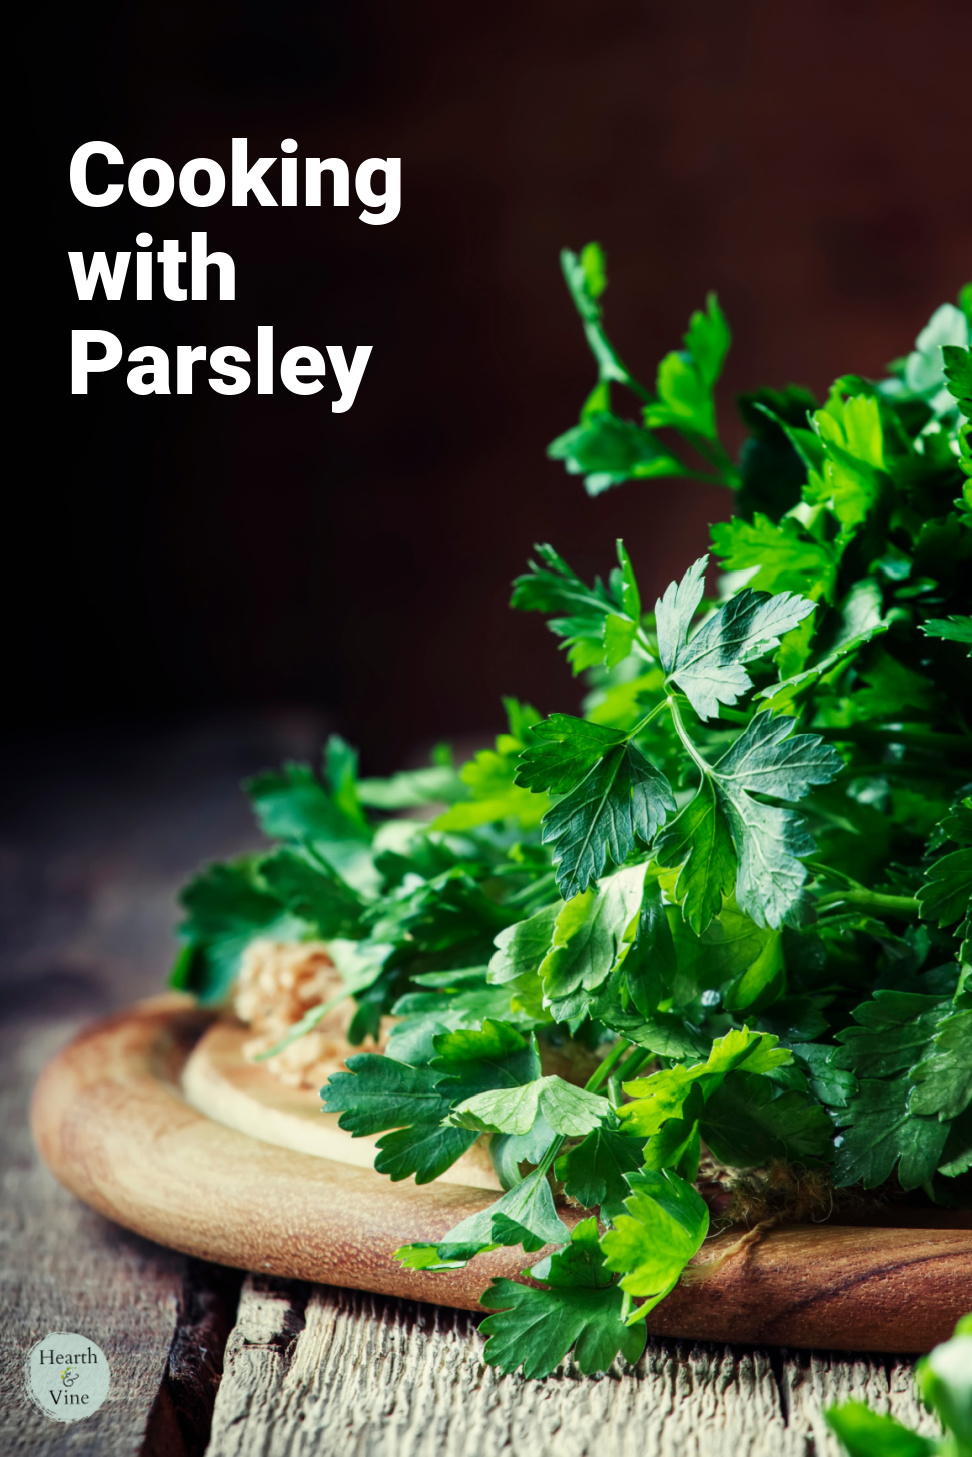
top-left (30, 995), bottom-right (971, 1354)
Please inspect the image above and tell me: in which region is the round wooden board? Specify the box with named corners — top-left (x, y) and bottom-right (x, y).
top-left (31, 995), bottom-right (972, 1354)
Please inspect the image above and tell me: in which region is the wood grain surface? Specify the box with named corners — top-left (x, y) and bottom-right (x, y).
top-left (204, 1275), bottom-right (946, 1457)
top-left (31, 995), bottom-right (972, 1354)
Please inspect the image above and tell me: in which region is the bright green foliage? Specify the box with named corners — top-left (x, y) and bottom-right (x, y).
top-left (601, 1169), bottom-right (709, 1315)
top-left (479, 1218), bottom-right (647, 1377)
top-left (170, 255), bottom-right (972, 1379)
top-left (826, 1314), bottom-right (972, 1456)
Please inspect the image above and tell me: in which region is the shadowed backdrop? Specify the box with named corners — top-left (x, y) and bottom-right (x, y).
top-left (12, 0), bottom-right (972, 770)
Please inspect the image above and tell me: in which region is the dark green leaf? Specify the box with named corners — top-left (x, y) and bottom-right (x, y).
top-left (374, 1124), bottom-right (480, 1184)
top-left (833, 1077), bottom-right (950, 1190)
top-left (174, 860), bottom-right (305, 1004)
top-left (539, 865), bottom-right (646, 1021)
top-left (699, 1071), bottom-right (834, 1167)
top-left (555, 1128), bottom-right (646, 1222)
top-left (918, 848), bottom-right (972, 928)
top-left (538, 742), bottom-right (675, 900)
top-left (656, 556), bottom-right (816, 720)
top-left (909, 1010), bottom-right (972, 1121)
top-left (655, 778), bottom-right (736, 934)
top-left (479, 1218), bottom-right (647, 1377)
top-left (321, 1054), bottom-right (449, 1136)
top-left (547, 412), bottom-right (683, 496)
top-left (258, 848), bottom-right (366, 938)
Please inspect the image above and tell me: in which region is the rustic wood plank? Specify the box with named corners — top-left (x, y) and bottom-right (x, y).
top-left (206, 1276), bottom-right (942, 1457)
top-left (0, 1014), bottom-right (185, 1456)
top-left (0, 718), bottom-right (308, 1456)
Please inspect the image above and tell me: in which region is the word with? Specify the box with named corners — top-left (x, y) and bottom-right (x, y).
top-left (71, 140), bottom-right (400, 224)
top-left (71, 328), bottom-right (372, 410)
top-left (70, 233), bottom-right (234, 302)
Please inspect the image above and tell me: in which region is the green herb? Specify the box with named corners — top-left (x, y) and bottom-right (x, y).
top-left (170, 247), bottom-right (971, 1377)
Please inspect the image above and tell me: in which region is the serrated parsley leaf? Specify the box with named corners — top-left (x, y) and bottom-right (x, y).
top-left (833, 1077), bottom-right (950, 1191)
top-left (600, 1168), bottom-right (709, 1315)
top-left (619, 1028), bottom-right (791, 1137)
top-left (619, 877), bottom-right (677, 1014)
top-left (658, 711), bottom-right (840, 931)
top-left (699, 1071), bottom-right (833, 1166)
top-left (655, 778), bottom-right (735, 933)
top-left (511, 544), bottom-right (645, 675)
top-left (532, 739), bottom-right (675, 900)
top-left (833, 991), bottom-right (951, 1079)
top-left (246, 757), bottom-right (377, 892)
top-left (643, 295), bottom-right (730, 441)
top-left (909, 1010), bottom-right (972, 1122)
top-left (373, 1124), bottom-right (480, 1184)
top-left (517, 715), bottom-right (627, 794)
top-left (555, 1128), bottom-right (646, 1222)
top-left (656, 556), bottom-right (817, 720)
top-left (426, 1162), bottom-right (570, 1260)
top-left (479, 1218), bottom-right (647, 1377)
top-left (258, 847), bottom-right (367, 939)
top-left (539, 864), bottom-right (646, 1022)
top-left (321, 1054), bottom-right (449, 1136)
top-left (487, 902), bottom-right (559, 1018)
top-left (711, 512), bottom-right (837, 600)
top-left (921, 614), bottom-right (972, 654)
top-left (547, 411), bottom-right (682, 497)
top-left (918, 848), bottom-right (972, 928)
top-left (430, 1020), bottom-right (542, 1101)
top-left (714, 711), bottom-right (845, 801)
top-left (451, 1075), bottom-right (614, 1138)
top-left (173, 860), bottom-right (306, 1004)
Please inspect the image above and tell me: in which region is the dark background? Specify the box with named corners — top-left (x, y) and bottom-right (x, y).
top-left (11, 0), bottom-right (972, 772)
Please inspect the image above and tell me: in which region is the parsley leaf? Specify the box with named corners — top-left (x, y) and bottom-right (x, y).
top-left (656, 556), bottom-right (816, 720)
top-left (172, 860), bottom-right (306, 1003)
top-left (538, 864), bottom-right (646, 1022)
top-left (548, 412), bottom-right (683, 497)
top-left (518, 720), bottom-right (674, 900)
top-left (643, 294), bottom-right (730, 441)
top-left (600, 1168), bottom-right (709, 1315)
top-left (479, 1218), bottom-right (647, 1377)
top-left (909, 1010), bottom-right (972, 1122)
top-left (555, 1128), bottom-right (646, 1222)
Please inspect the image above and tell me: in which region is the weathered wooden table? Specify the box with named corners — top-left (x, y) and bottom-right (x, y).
top-left (0, 716), bottom-right (944, 1456)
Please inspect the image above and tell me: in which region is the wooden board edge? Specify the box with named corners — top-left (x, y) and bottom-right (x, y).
top-left (30, 996), bottom-right (972, 1353)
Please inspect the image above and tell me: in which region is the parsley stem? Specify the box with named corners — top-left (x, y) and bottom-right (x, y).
top-left (585, 1036), bottom-right (633, 1092)
top-left (614, 1046), bottom-right (656, 1083)
top-left (667, 695), bottom-right (712, 779)
top-left (627, 697), bottom-right (671, 740)
top-left (816, 888), bottom-right (919, 919)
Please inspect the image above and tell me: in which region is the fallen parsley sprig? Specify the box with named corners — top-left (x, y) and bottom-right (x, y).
top-left (170, 250), bottom-right (972, 1378)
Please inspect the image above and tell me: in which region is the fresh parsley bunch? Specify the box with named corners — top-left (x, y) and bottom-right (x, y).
top-left (171, 247), bottom-right (972, 1378)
